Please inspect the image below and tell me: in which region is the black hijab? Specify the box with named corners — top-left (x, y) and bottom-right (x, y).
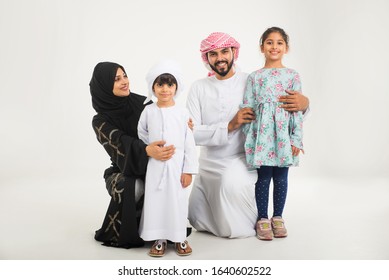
top-left (89, 62), bottom-right (148, 136)
top-left (90, 62), bottom-right (129, 115)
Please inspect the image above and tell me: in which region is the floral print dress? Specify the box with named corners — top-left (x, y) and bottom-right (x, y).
top-left (241, 68), bottom-right (303, 168)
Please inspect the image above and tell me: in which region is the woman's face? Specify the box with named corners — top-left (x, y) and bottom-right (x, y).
top-left (112, 67), bottom-right (130, 97)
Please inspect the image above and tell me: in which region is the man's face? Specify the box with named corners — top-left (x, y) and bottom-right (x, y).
top-left (207, 47), bottom-right (235, 77)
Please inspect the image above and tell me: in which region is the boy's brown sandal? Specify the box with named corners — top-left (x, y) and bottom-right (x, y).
top-left (148, 240), bottom-right (167, 257)
top-left (175, 240), bottom-right (192, 256)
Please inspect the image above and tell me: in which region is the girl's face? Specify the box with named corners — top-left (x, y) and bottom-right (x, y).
top-left (261, 32), bottom-right (288, 63)
top-left (113, 67), bottom-right (130, 97)
top-left (153, 82), bottom-right (176, 106)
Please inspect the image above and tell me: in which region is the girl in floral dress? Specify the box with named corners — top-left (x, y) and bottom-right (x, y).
top-left (241, 27), bottom-right (304, 241)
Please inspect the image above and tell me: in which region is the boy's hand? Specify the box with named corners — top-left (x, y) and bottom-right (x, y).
top-left (181, 173), bottom-right (192, 188)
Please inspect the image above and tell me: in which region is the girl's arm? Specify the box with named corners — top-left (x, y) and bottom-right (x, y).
top-left (289, 71), bottom-right (304, 154)
top-left (290, 111), bottom-right (304, 155)
top-left (240, 75), bottom-right (257, 136)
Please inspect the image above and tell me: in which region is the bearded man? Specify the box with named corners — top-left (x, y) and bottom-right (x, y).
top-left (186, 32), bottom-right (309, 238)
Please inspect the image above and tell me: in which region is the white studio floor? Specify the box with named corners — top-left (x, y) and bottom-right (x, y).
top-left (1, 171), bottom-right (388, 261)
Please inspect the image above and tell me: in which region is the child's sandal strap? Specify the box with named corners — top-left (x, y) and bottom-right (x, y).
top-left (148, 240), bottom-right (167, 257)
top-left (175, 240), bottom-right (192, 256)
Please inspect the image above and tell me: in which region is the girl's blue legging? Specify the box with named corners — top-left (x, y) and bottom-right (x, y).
top-left (255, 166), bottom-right (289, 220)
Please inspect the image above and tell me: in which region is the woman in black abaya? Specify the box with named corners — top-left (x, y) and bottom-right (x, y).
top-left (89, 62), bottom-right (174, 248)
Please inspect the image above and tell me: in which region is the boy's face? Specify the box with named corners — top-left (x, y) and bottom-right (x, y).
top-left (153, 83), bottom-right (176, 105)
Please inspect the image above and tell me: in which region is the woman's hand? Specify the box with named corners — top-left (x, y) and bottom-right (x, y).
top-left (181, 173), bottom-right (192, 188)
top-left (278, 90), bottom-right (309, 112)
top-left (146, 140), bottom-right (175, 161)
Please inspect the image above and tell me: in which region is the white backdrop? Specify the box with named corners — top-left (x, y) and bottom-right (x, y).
top-left (1, 0), bottom-right (389, 180)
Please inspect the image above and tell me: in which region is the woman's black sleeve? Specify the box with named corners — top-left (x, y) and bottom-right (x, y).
top-left (92, 115), bottom-right (148, 178)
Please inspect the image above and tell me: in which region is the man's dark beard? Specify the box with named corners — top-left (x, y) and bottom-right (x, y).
top-left (209, 58), bottom-right (234, 77)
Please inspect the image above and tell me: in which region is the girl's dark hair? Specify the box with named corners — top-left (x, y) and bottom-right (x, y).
top-left (260, 27), bottom-right (289, 46)
top-left (152, 73), bottom-right (178, 90)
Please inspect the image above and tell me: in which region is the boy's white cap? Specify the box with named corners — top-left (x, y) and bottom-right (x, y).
top-left (144, 59), bottom-right (184, 103)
